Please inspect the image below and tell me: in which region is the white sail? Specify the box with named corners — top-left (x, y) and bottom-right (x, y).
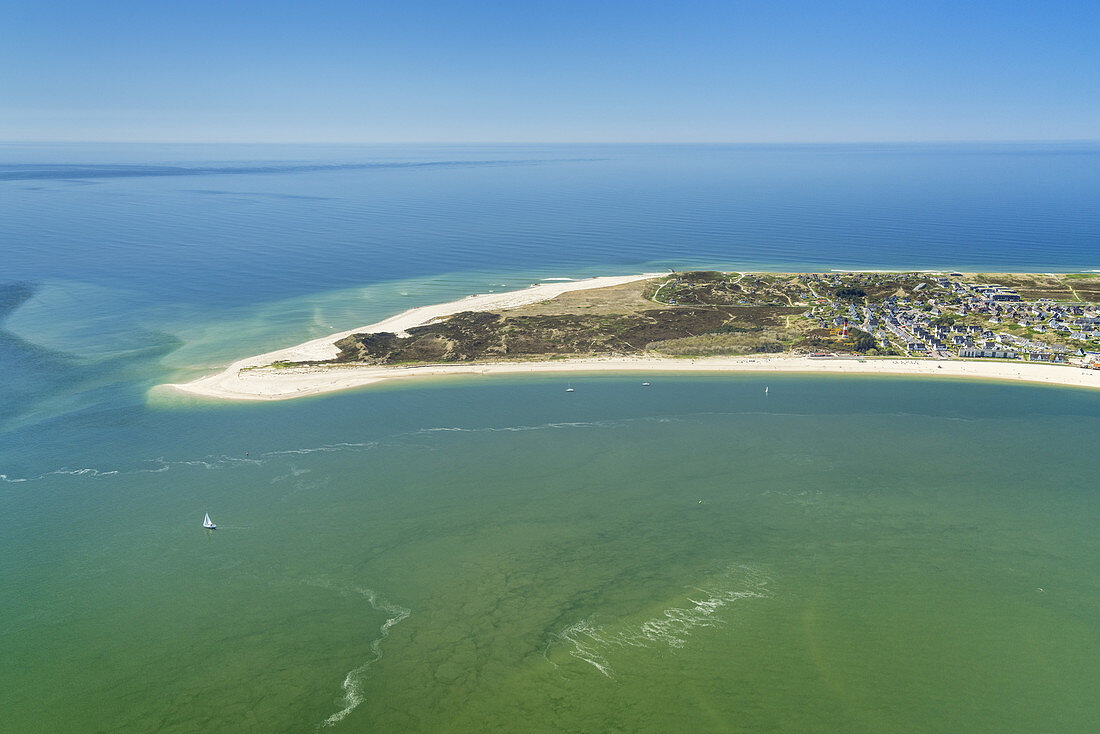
top-left (203, 512), bottom-right (216, 529)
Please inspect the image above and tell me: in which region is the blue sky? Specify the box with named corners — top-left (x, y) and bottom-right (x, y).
top-left (2, 0), bottom-right (1097, 142)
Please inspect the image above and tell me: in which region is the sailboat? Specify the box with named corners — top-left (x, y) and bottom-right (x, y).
top-left (765, 386), bottom-right (769, 395)
top-left (203, 512), bottom-right (217, 530)
top-left (565, 384), bottom-right (575, 392)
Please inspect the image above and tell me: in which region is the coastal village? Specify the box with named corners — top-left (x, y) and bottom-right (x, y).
top-left (796, 272), bottom-right (1100, 366)
top-left (178, 271), bottom-right (1100, 401)
top-left (326, 270), bottom-right (1100, 370)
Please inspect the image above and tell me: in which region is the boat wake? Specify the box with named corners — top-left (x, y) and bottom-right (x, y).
top-left (545, 565), bottom-right (770, 678)
top-left (304, 579), bottom-right (411, 728)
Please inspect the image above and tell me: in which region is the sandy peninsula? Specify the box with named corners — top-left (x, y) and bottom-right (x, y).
top-left (162, 273), bottom-right (1100, 401)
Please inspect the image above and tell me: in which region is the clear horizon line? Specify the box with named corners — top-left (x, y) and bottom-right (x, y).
top-left (2, 137), bottom-right (1100, 147)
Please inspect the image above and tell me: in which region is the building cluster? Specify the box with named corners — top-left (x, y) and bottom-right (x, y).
top-left (799, 274), bottom-right (1100, 366)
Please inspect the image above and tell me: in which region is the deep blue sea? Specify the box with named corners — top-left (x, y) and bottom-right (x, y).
top-left (3, 144), bottom-right (1100, 732)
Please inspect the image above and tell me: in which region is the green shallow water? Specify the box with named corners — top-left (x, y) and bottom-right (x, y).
top-left (2, 375), bottom-right (1099, 732)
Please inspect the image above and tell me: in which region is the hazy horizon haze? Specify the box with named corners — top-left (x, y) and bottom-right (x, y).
top-left (3, 0), bottom-right (1098, 144)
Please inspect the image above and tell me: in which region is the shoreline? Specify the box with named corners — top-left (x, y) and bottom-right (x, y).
top-left (161, 274), bottom-right (1100, 401)
top-left (164, 355), bottom-right (1100, 402)
top-left (163, 273), bottom-right (662, 399)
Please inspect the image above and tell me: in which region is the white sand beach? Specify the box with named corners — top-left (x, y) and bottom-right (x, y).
top-left (163, 275), bottom-right (1100, 401)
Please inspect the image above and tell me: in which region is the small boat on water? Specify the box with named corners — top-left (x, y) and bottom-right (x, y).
top-left (642, 381), bottom-right (650, 386)
top-left (203, 512), bottom-right (217, 530)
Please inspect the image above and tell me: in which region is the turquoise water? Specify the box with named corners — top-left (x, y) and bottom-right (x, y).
top-left (2, 144), bottom-right (1100, 732)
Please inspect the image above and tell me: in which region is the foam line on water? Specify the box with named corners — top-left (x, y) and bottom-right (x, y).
top-left (270, 466), bottom-right (311, 483)
top-left (0, 467), bottom-right (120, 482)
top-left (0, 407), bottom-right (894, 484)
top-left (304, 578), bottom-right (411, 727)
top-left (689, 409), bottom-right (986, 424)
top-left (410, 419), bottom-right (642, 435)
top-left (0, 443), bottom-right (378, 483)
top-left (0, 416), bottom-right (688, 483)
top-left (547, 565), bottom-right (770, 678)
